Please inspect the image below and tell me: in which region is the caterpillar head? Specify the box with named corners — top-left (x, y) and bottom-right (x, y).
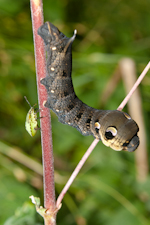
top-left (95, 110), bottom-right (139, 152)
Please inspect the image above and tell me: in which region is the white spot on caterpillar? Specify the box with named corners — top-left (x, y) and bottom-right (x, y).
top-left (51, 67), bottom-right (55, 71)
top-left (51, 90), bottom-right (54, 93)
top-left (123, 112), bottom-right (131, 120)
top-left (52, 46), bottom-right (56, 50)
top-left (95, 122), bottom-right (101, 130)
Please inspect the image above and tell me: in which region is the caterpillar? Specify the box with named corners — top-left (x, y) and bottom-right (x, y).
top-left (38, 22), bottom-right (139, 152)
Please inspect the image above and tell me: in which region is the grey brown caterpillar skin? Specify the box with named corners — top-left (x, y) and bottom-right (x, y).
top-left (38, 22), bottom-right (139, 152)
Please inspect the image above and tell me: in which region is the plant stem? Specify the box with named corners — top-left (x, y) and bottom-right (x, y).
top-left (56, 138), bottom-right (99, 208)
top-left (30, 0), bottom-right (56, 214)
top-left (117, 61), bottom-right (150, 111)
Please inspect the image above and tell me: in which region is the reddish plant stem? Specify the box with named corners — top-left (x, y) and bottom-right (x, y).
top-left (30, 0), bottom-right (56, 213)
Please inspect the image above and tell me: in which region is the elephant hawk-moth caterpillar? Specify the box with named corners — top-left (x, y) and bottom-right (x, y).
top-left (38, 22), bottom-right (139, 152)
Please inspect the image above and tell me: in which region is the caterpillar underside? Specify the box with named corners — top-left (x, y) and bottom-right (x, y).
top-left (38, 22), bottom-right (139, 152)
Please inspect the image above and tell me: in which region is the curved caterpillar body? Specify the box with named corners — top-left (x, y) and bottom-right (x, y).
top-left (38, 22), bottom-right (139, 152)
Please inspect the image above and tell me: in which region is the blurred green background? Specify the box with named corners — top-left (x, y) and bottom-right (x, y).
top-left (0, 0), bottom-right (150, 224)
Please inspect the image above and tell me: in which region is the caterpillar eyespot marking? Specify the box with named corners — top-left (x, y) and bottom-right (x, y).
top-left (95, 122), bottom-right (100, 130)
top-left (24, 96), bottom-right (38, 137)
top-left (105, 127), bottom-right (117, 140)
top-left (38, 22), bottom-right (140, 152)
